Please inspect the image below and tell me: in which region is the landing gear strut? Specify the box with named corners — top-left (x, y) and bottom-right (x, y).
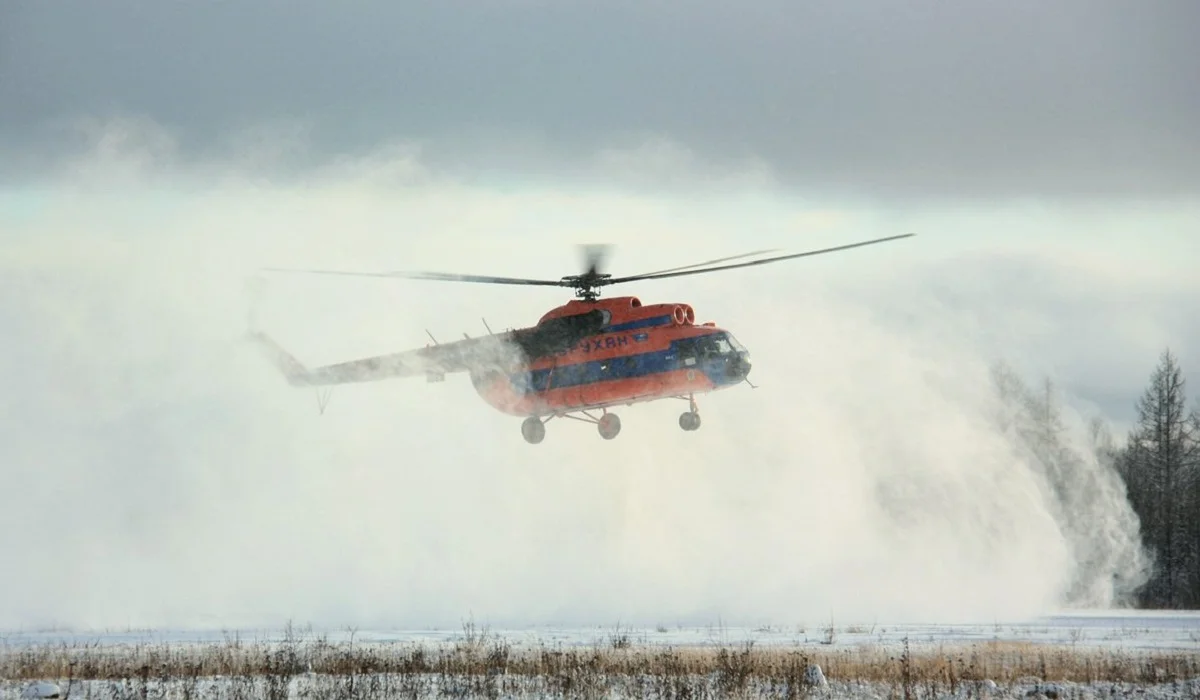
top-left (678, 394), bottom-right (701, 432)
top-left (520, 409), bottom-right (622, 443)
top-left (570, 409), bottom-right (621, 439)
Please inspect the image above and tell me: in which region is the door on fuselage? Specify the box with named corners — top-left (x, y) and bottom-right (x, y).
top-left (547, 357), bottom-right (584, 409)
top-left (579, 355), bottom-right (633, 406)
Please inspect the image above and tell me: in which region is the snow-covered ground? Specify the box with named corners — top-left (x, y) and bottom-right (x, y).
top-left (2, 612), bottom-right (1198, 700)
top-left (2, 609), bottom-right (1198, 651)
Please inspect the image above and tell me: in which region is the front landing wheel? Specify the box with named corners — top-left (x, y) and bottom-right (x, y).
top-left (598, 413), bottom-right (621, 440)
top-left (521, 416), bottom-right (546, 444)
top-left (679, 411), bottom-right (701, 431)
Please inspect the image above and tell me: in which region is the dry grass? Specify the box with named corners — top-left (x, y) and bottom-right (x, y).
top-left (2, 627), bottom-right (1198, 699)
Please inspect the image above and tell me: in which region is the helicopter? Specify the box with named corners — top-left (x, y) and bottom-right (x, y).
top-left (251, 233), bottom-right (914, 443)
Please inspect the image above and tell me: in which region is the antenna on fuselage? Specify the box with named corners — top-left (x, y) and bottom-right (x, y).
top-left (482, 317), bottom-right (494, 335)
top-left (426, 329), bottom-right (439, 345)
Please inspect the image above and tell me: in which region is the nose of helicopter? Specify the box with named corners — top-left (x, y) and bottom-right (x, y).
top-left (725, 352), bottom-right (752, 382)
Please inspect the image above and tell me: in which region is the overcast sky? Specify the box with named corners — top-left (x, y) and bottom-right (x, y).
top-left (1, 0), bottom-right (1197, 630)
top-left (4, 0), bottom-right (1196, 409)
top-left (3, 0), bottom-right (1199, 199)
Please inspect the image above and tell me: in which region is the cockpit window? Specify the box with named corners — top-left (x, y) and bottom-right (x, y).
top-left (676, 332), bottom-right (746, 361)
top-left (680, 333), bottom-right (739, 359)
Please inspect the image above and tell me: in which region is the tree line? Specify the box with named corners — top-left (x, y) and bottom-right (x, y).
top-left (994, 348), bottom-right (1200, 610)
top-left (1107, 349), bottom-right (1200, 608)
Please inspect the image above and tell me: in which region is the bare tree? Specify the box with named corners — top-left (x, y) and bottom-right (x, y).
top-left (1025, 377), bottom-right (1070, 504)
top-left (1190, 406), bottom-right (1200, 606)
top-left (1088, 416), bottom-right (1118, 471)
top-left (1122, 349), bottom-right (1199, 607)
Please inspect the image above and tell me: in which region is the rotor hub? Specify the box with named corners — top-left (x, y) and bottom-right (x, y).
top-left (561, 273), bottom-right (612, 301)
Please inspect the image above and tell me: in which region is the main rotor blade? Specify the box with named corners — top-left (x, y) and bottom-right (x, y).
top-left (628, 249), bottom-right (781, 278)
top-left (602, 233), bottom-right (916, 285)
top-left (261, 267), bottom-right (567, 286)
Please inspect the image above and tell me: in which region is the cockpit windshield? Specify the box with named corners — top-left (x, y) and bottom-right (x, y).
top-left (683, 331), bottom-right (745, 359)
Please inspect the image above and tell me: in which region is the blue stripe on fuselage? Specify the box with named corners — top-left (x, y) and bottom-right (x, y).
top-left (602, 315), bottom-right (673, 333)
top-left (516, 339), bottom-right (735, 393)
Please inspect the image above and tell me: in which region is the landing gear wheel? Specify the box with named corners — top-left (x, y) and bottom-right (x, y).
top-left (598, 413), bottom-right (621, 440)
top-left (679, 411), bottom-right (701, 431)
top-left (521, 416), bottom-right (546, 444)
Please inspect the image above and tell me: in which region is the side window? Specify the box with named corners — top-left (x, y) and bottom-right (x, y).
top-left (675, 338), bottom-right (698, 366)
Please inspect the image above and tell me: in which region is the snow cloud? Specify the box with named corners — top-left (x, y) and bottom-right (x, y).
top-left (1, 118), bottom-right (1190, 629)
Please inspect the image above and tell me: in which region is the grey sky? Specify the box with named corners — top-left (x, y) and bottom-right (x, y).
top-left (3, 0), bottom-right (1198, 199)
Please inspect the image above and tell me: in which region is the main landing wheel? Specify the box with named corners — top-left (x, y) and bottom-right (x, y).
top-left (521, 416), bottom-right (546, 444)
top-left (679, 411), bottom-right (701, 431)
top-left (598, 413), bottom-right (621, 440)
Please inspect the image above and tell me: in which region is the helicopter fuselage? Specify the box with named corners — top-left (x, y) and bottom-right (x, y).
top-left (466, 296), bottom-right (752, 418)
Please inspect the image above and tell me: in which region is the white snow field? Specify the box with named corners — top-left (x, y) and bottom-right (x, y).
top-left (2, 611), bottom-right (1198, 699)
top-left (4, 609), bottom-right (1198, 651)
